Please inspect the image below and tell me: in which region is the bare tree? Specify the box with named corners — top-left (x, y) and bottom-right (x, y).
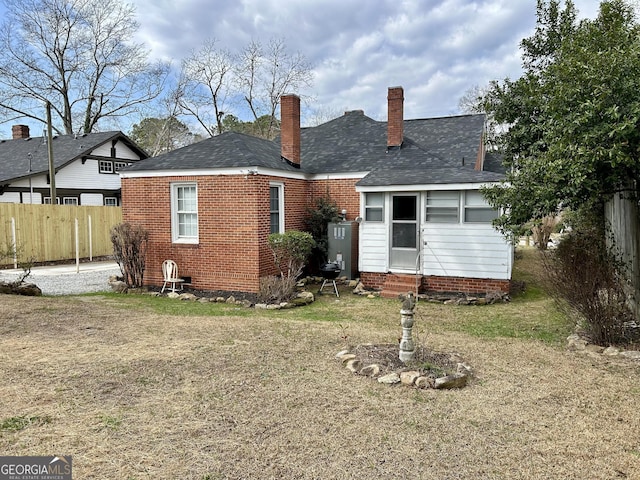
top-left (236, 37), bottom-right (313, 139)
top-left (0, 0), bottom-right (169, 134)
top-left (175, 38), bottom-right (235, 137)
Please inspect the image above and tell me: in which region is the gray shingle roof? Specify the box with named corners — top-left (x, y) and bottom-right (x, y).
top-left (126, 110), bottom-right (505, 186)
top-left (0, 131), bottom-right (146, 184)
top-left (125, 131), bottom-right (297, 172)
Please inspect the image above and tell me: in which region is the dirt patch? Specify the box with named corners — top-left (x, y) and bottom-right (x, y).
top-left (349, 342), bottom-right (461, 377)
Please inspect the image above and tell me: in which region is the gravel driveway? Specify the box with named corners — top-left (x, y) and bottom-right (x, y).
top-left (0, 261), bottom-right (121, 295)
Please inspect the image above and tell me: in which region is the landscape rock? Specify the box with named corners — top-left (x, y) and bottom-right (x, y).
top-left (179, 293), bottom-right (198, 301)
top-left (360, 364), bottom-right (380, 377)
top-left (167, 292), bottom-right (180, 299)
top-left (346, 359), bottom-right (362, 373)
top-left (585, 344), bottom-right (605, 354)
top-left (0, 281), bottom-right (43, 296)
top-left (434, 373), bottom-right (468, 389)
top-left (456, 363), bottom-right (473, 376)
top-left (619, 350), bottom-right (640, 360)
top-left (108, 278), bottom-right (128, 293)
top-left (339, 354), bottom-right (356, 364)
top-left (603, 346), bottom-right (620, 356)
top-left (415, 376), bottom-right (434, 389)
top-left (567, 334), bottom-right (588, 351)
top-left (400, 371), bottom-right (421, 386)
top-left (225, 296), bottom-right (236, 304)
top-left (378, 373), bottom-right (401, 385)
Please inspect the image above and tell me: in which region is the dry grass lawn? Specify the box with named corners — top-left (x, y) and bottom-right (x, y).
top-left (1, 250), bottom-right (640, 479)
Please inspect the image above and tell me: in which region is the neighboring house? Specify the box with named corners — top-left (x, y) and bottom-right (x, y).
top-left (121, 86), bottom-right (513, 297)
top-left (0, 125), bottom-right (147, 206)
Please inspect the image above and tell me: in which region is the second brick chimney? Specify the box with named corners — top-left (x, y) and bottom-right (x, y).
top-left (387, 86), bottom-right (404, 148)
top-left (281, 94), bottom-right (301, 166)
top-left (12, 124), bottom-right (30, 139)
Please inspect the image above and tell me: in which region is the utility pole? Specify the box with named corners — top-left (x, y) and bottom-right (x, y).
top-left (46, 101), bottom-right (56, 203)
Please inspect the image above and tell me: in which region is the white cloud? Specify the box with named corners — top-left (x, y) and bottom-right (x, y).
top-left (129, 0), bottom-right (603, 123)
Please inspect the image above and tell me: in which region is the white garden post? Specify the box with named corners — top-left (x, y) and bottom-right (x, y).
top-left (399, 291), bottom-right (416, 363)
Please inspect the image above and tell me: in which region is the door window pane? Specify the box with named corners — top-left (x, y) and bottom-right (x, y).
top-left (393, 196), bottom-right (417, 221)
top-left (393, 223), bottom-right (417, 248)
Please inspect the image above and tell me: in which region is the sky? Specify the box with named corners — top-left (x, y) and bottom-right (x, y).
top-left (129, 0), bottom-right (603, 125)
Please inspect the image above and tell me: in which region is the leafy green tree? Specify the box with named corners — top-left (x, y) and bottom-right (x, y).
top-left (481, 0), bottom-right (640, 236)
top-left (303, 195), bottom-right (341, 269)
top-left (219, 114), bottom-right (276, 138)
top-left (481, 0), bottom-right (640, 324)
top-left (129, 116), bottom-right (200, 156)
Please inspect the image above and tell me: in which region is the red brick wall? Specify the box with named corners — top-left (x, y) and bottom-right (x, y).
top-left (309, 178), bottom-right (361, 221)
top-left (359, 272), bottom-right (510, 295)
top-left (122, 174), bottom-right (313, 293)
top-left (360, 272), bottom-right (386, 290)
top-left (422, 275), bottom-right (510, 294)
top-left (387, 87), bottom-right (404, 147)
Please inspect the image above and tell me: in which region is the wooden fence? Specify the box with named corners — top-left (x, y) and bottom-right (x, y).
top-left (0, 204), bottom-right (122, 265)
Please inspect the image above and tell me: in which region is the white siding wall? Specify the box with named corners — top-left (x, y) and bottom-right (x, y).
top-left (358, 189), bottom-right (514, 280)
top-left (91, 140), bottom-right (140, 160)
top-left (80, 193), bottom-right (104, 206)
top-left (358, 222), bottom-right (387, 272)
top-left (421, 224), bottom-right (512, 279)
top-left (0, 192), bottom-right (21, 203)
top-left (55, 159), bottom-right (121, 189)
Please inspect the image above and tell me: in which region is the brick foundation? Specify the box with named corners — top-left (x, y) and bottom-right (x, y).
top-left (361, 272), bottom-right (510, 295)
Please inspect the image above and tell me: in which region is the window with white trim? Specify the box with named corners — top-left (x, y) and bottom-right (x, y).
top-left (63, 197), bottom-right (78, 205)
top-left (364, 193), bottom-right (384, 222)
top-left (171, 183), bottom-right (198, 243)
top-left (114, 161), bottom-right (128, 172)
top-left (104, 197), bottom-right (118, 206)
top-left (44, 197), bottom-right (60, 204)
top-left (269, 183), bottom-right (284, 234)
top-left (426, 191), bottom-right (459, 223)
top-left (99, 160), bottom-right (114, 173)
top-left (464, 190), bottom-right (499, 223)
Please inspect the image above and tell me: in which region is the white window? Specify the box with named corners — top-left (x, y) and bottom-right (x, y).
top-left (464, 191), bottom-right (499, 223)
top-left (44, 197), bottom-right (60, 204)
top-left (171, 183), bottom-right (198, 243)
top-left (114, 161), bottom-right (128, 172)
top-left (63, 197), bottom-right (78, 205)
top-left (269, 183), bottom-right (284, 234)
top-left (426, 191), bottom-right (459, 223)
top-left (104, 197), bottom-right (118, 206)
top-left (364, 193), bottom-right (384, 222)
top-left (99, 160), bottom-right (114, 173)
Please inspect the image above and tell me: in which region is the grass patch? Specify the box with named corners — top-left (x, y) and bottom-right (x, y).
top-left (0, 415), bottom-right (51, 432)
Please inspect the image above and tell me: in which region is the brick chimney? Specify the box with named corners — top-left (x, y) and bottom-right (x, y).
top-left (12, 124), bottom-right (30, 139)
top-left (281, 94), bottom-right (301, 166)
top-left (387, 86), bottom-right (404, 148)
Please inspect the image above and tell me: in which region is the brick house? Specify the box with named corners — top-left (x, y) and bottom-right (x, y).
top-left (121, 86), bottom-right (513, 296)
top-left (0, 125), bottom-right (147, 206)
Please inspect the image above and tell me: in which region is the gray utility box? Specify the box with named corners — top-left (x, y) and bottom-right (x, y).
top-left (327, 222), bottom-right (359, 280)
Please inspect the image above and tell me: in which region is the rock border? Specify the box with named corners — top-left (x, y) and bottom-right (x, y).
top-left (567, 334), bottom-right (640, 360)
top-left (336, 347), bottom-right (473, 390)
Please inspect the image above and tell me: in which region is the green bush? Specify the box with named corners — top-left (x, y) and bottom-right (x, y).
top-left (263, 231), bottom-right (315, 303)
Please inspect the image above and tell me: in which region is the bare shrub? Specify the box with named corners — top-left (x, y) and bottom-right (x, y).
top-left (258, 275), bottom-right (296, 304)
top-left (0, 242), bottom-right (34, 285)
top-left (542, 226), bottom-right (634, 345)
top-left (110, 222), bottom-right (149, 288)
